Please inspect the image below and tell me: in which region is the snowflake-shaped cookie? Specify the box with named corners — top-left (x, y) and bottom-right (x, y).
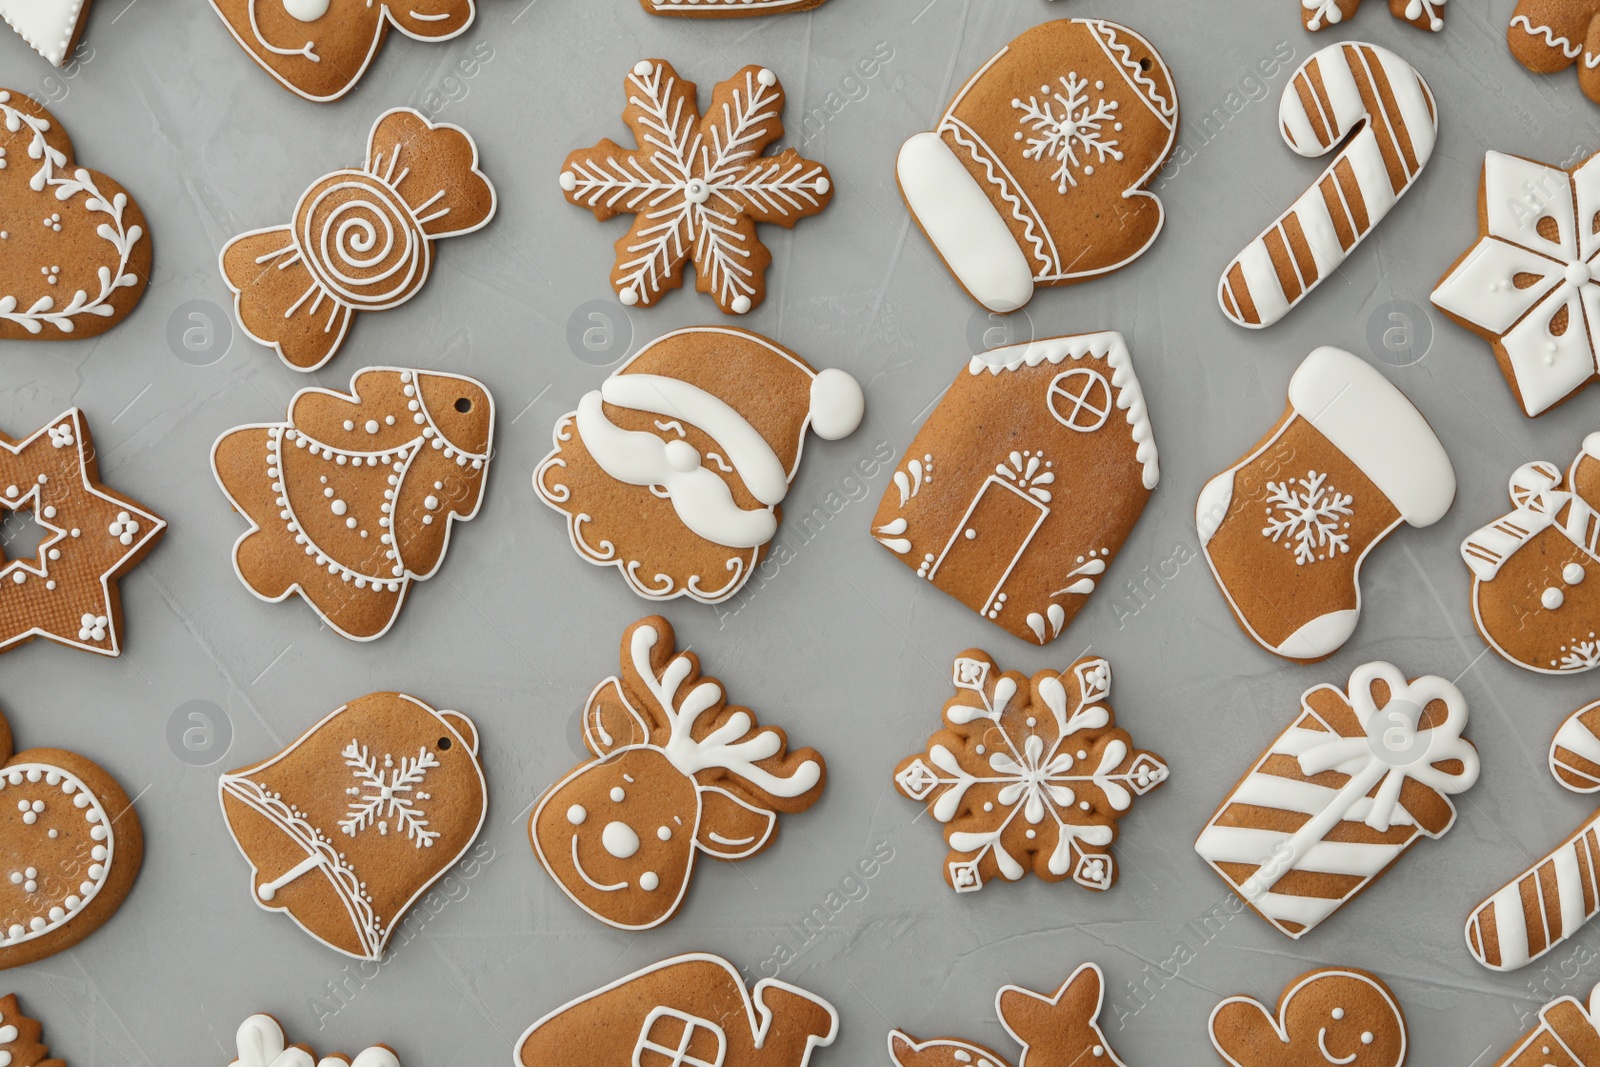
top-left (559, 60), bottom-right (833, 315)
top-left (894, 652), bottom-right (1167, 894)
top-left (1262, 471), bottom-right (1354, 565)
top-left (1012, 73), bottom-right (1124, 194)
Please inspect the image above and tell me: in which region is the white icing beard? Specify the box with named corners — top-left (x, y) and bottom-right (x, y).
top-left (575, 392), bottom-right (779, 550)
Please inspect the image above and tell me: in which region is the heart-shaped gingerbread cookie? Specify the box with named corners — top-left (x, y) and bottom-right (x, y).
top-left (0, 706), bottom-right (142, 968)
top-left (0, 90), bottom-right (150, 341)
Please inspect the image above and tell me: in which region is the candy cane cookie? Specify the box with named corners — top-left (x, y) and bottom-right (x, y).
top-left (1218, 42), bottom-right (1437, 328)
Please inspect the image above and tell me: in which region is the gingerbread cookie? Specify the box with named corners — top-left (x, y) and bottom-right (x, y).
top-left (515, 952), bottom-right (838, 1067)
top-left (534, 327), bottom-right (862, 604)
top-left (1195, 662), bottom-right (1478, 939)
top-left (888, 964), bottom-right (1127, 1067)
top-left (232, 1014), bottom-right (399, 1067)
top-left (532, 617), bottom-right (824, 931)
top-left (1461, 435), bottom-right (1600, 673)
top-left (1487, 982), bottom-right (1600, 1066)
top-left (0, 91), bottom-right (149, 340)
top-left (1219, 43), bottom-right (1436, 328)
top-left (1303, 0), bottom-right (1445, 31)
top-left (1, 2), bottom-right (90, 66)
top-left (1509, 2), bottom-right (1600, 104)
top-left (0, 409), bottom-right (165, 657)
top-left (221, 108), bottom-right (494, 372)
top-left (1465, 700), bottom-right (1600, 970)
top-left (1210, 968), bottom-right (1407, 1067)
top-left (870, 331), bottom-right (1157, 646)
top-left (641, 0), bottom-right (824, 15)
top-left (0, 704), bottom-right (143, 969)
top-left (895, 652), bottom-right (1167, 895)
top-left (218, 691), bottom-right (486, 961)
top-left (560, 60), bottom-right (830, 316)
top-left (1197, 346), bottom-right (1454, 662)
top-left (212, 367), bottom-right (493, 642)
top-left (896, 19), bottom-right (1176, 313)
top-left (0, 995), bottom-right (63, 1067)
top-left (1431, 150), bottom-right (1600, 417)
top-left (208, 0), bottom-right (474, 103)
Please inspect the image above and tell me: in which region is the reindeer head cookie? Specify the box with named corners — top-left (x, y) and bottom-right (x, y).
top-left (1209, 968), bottom-right (1407, 1067)
top-left (531, 617), bottom-right (824, 930)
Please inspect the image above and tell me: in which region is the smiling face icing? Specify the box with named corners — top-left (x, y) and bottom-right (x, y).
top-left (1210, 969), bottom-right (1406, 1067)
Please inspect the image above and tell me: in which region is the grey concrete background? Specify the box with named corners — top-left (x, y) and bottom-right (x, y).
top-left (0, 0), bottom-right (1597, 1063)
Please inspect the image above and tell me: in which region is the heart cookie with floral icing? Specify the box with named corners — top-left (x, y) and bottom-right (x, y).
top-left (0, 705), bottom-right (143, 969)
top-left (0, 90), bottom-right (149, 341)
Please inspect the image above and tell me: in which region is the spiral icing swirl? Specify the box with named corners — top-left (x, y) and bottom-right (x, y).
top-left (295, 171), bottom-right (429, 310)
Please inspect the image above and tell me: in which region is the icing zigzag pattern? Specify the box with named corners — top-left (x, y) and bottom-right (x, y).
top-left (1094, 23), bottom-right (1174, 119)
top-left (943, 120), bottom-right (1056, 276)
top-left (1510, 14), bottom-right (1583, 57)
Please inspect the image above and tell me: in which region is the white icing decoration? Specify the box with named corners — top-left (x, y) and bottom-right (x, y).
top-left (1262, 471), bottom-right (1354, 564)
top-left (1012, 72), bottom-right (1123, 193)
top-left (0, 761), bottom-right (114, 947)
top-left (338, 742), bottom-right (439, 846)
top-left (0, 0), bottom-right (87, 66)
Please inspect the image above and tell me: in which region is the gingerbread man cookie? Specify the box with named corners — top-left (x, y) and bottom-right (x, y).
top-left (532, 617), bottom-right (824, 931)
top-left (1508, 1), bottom-right (1600, 104)
top-left (1210, 968), bottom-right (1407, 1067)
top-left (0, 90), bottom-right (150, 341)
top-left (0, 995), bottom-right (63, 1067)
top-left (212, 367), bottom-right (493, 641)
top-left (1302, 0), bottom-right (1445, 31)
top-left (208, 0), bottom-right (474, 103)
top-left (888, 964), bottom-right (1128, 1067)
top-left (0, 409), bottom-right (165, 657)
top-left (560, 60), bottom-right (831, 315)
top-left (221, 108), bottom-right (495, 372)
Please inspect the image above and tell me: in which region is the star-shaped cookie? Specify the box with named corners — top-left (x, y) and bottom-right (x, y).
top-left (0, 409), bottom-right (165, 656)
top-left (559, 59), bottom-right (832, 315)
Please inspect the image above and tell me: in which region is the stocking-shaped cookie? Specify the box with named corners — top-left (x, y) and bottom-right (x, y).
top-left (1508, 1), bottom-right (1600, 104)
top-left (1197, 346), bottom-right (1455, 661)
top-left (0, 90), bottom-right (149, 340)
top-left (896, 19), bottom-right (1177, 313)
top-left (207, 0), bottom-right (474, 102)
top-left (218, 692), bottom-right (487, 961)
top-left (222, 108), bottom-right (494, 371)
top-left (1462, 436), bottom-right (1600, 673)
top-left (1209, 968), bottom-right (1407, 1067)
top-left (212, 367), bottom-right (493, 641)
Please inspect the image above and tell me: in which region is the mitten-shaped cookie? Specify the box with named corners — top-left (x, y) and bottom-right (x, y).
top-left (896, 19), bottom-right (1177, 313)
top-left (1508, 1), bottom-right (1600, 103)
top-left (1197, 346), bottom-right (1454, 661)
top-left (1209, 968), bottom-right (1407, 1067)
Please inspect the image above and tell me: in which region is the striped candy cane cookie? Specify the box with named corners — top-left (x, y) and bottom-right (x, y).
top-left (1218, 42), bottom-right (1437, 328)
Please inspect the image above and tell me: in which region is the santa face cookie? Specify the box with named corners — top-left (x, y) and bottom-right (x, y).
top-left (871, 331), bottom-right (1157, 646)
top-left (888, 963), bottom-right (1127, 1067)
top-left (221, 108), bottom-right (494, 372)
top-left (231, 1014), bottom-right (399, 1067)
top-left (1195, 662), bottom-right (1478, 939)
top-left (218, 692), bottom-right (486, 962)
top-left (515, 953), bottom-right (838, 1067)
top-left (0, 706), bottom-right (142, 969)
top-left (1, 3), bottom-right (91, 66)
top-left (212, 367), bottom-right (493, 642)
top-left (1461, 436), bottom-right (1600, 673)
top-left (1432, 150), bottom-right (1600, 417)
top-left (1486, 982), bottom-right (1600, 1066)
top-left (560, 60), bottom-right (831, 316)
top-left (1303, 0), bottom-right (1445, 31)
top-left (534, 327), bottom-right (862, 604)
top-left (0, 91), bottom-right (149, 340)
top-left (1509, 2), bottom-right (1600, 105)
top-left (207, 0), bottom-right (474, 103)
top-left (897, 19), bottom-right (1177, 313)
top-left (894, 652), bottom-right (1167, 895)
top-left (532, 617), bottom-right (824, 931)
top-left (1197, 346), bottom-right (1454, 662)
top-left (1210, 968), bottom-right (1407, 1067)
top-left (0, 409), bottom-right (165, 657)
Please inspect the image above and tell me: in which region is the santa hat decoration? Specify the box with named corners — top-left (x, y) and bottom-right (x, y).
top-left (896, 19), bottom-right (1177, 313)
top-left (218, 692), bottom-right (487, 962)
top-left (536, 327), bottom-right (864, 603)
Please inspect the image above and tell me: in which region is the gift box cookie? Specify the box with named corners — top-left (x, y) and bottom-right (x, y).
top-left (871, 331), bottom-right (1157, 646)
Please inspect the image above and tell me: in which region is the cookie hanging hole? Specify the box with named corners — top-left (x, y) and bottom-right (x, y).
top-left (437, 736), bottom-right (452, 750)
top-left (1138, 57), bottom-right (1152, 71)
top-left (454, 397), bottom-right (473, 413)
top-left (0, 504), bottom-right (47, 566)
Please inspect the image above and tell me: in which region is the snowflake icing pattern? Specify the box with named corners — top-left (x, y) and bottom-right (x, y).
top-left (1262, 471), bottom-right (1354, 565)
top-left (558, 60), bottom-right (832, 315)
top-left (1012, 73), bottom-right (1125, 195)
top-left (894, 653), bottom-right (1167, 895)
top-left (339, 741), bottom-right (440, 848)
top-left (1560, 635), bottom-right (1600, 672)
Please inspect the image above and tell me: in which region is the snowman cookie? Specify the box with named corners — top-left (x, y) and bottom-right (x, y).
top-left (531, 616), bottom-right (825, 930)
top-left (0, 705), bottom-right (143, 969)
top-left (1210, 968), bottom-right (1407, 1067)
top-left (218, 691), bottom-right (487, 961)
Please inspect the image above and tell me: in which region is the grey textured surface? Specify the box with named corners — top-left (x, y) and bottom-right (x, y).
top-left (0, 0), bottom-right (1597, 1063)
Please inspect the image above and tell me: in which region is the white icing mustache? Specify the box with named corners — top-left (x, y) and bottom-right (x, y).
top-left (576, 391), bottom-right (779, 549)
